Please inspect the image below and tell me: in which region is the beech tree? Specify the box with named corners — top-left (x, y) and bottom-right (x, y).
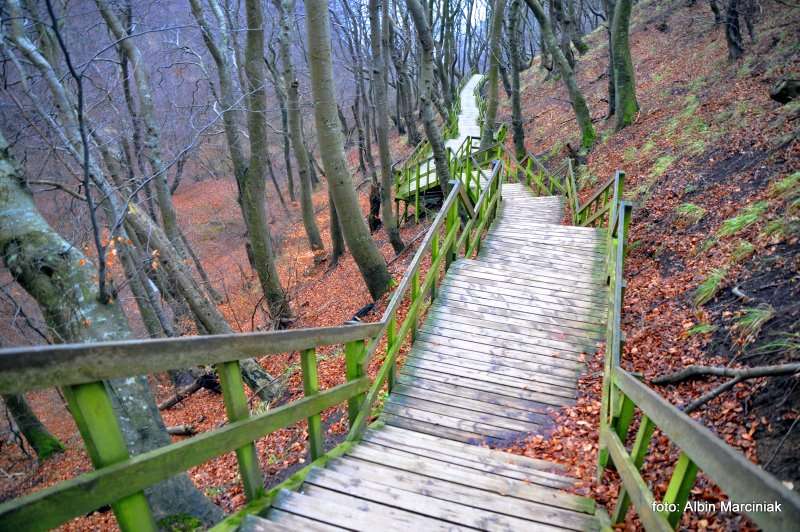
top-left (304, 0), bottom-right (392, 300)
top-left (480, 0), bottom-right (509, 151)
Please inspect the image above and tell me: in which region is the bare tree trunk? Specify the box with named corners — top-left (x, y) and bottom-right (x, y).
top-left (603, 0), bottom-right (617, 118)
top-left (329, 187), bottom-right (346, 267)
top-left (95, 1), bottom-right (186, 256)
top-left (370, 0), bottom-right (405, 254)
top-left (611, 0), bottom-right (638, 130)
top-left (304, 0), bottom-right (391, 300)
top-left (0, 133), bottom-right (222, 525)
top-left (407, 0), bottom-right (453, 197)
top-left (480, 0), bottom-right (509, 151)
top-left (273, 0), bottom-right (325, 255)
top-left (508, 0), bottom-right (527, 160)
top-left (725, 0), bottom-right (745, 60)
top-left (2, 394), bottom-right (65, 460)
top-left (265, 46), bottom-right (297, 202)
top-left (525, 0), bottom-right (596, 152)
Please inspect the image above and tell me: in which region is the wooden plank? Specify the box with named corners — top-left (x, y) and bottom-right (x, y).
top-left (247, 512), bottom-right (343, 532)
top-left (345, 445), bottom-right (596, 514)
top-left (614, 368), bottom-right (800, 530)
top-left (465, 259), bottom-right (605, 287)
top-left (444, 268), bottom-right (606, 305)
top-left (485, 231), bottom-right (606, 250)
top-left (450, 263), bottom-right (605, 298)
top-left (395, 373), bottom-right (563, 414)
top-left (0, 323), bottom-right (382, 394)
top-left (0, 378), bottom-right (370, 530)
top-left (430, 297), bottom-right (604, 338)
top-left (326, 459), bottom-right (599, 531)
top-left (362, 431), bottom-right (573, 489)
top-left (416, 328), bottom-right (587, 369)
top-left (420, 322), bottom-right (595, 360)
top-left (273, 487), bottom-right (452, 531)
top-left (478, 247), bottom-right (604, 271)
top-left (383, 402), bottom-right (529, 439)
top-left (391, 383), bottom-right (553, 424)
top-left (401, 356), bottom-right (578, 399)
top-left (491, 222), bottom-right (605, 237)
top-left (406, 349), bottom-right (577, 391)
top-left (423, 309), bottom-right (599, 353)
top-left (438, 283), bottom-right (607, 319)
top-left (411, 338), bottom-right (582, 378)
top-left (386, 392), bottom-right (544, 433)
top-left (370, 424), bottom-right (568, 473)
top-left (482, 238), bottom-right (605, 259)
top-left (474, 254), bottom-right (604, 278)
top-left (382, 412), bottom-right (502, 445)
top-left (428, 306), bottom-right (603, 344)
top-left (305, 468), bottom-right (569, 532)
top-left (399, 366), bottom-right (574, 409)
top-left (436, 289), bottom-right (605, 327)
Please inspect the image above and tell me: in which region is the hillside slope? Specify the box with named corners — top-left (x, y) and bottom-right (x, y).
top-left (501, 1), bottom-right (799, 527)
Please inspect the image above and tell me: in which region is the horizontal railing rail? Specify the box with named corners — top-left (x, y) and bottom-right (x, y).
top-left (596, 189), bottom-right (800, 530)
top-left (0, 324), bottom-right (382, 394)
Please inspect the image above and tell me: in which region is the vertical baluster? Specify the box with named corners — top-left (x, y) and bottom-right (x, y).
top-left (217, 361), bottom-right (264, 500)
top-left (386, 316), bottom-right (398, 392)
top-left (300, 348), bottom-right (323, 461)
top-left (411, 270), bottom-right (420, 341)
top-left (611, 415), bottom-right (656, 524)
top-left (345, 340), bottom-right (366, 427)
top-left (63, 383), bottom-right (156, 532)
top-left (431, 232), bottom-right (440, 298)
top-left (415, 163), bottom-right (421, 224)
top-left (662, 452), bottom-right (699, 528)
top-left (446, 200), bottom-right (458, 266)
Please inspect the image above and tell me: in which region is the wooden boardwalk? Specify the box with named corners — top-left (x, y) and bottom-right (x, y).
top-left (243, 184), bottom-right (609, 531)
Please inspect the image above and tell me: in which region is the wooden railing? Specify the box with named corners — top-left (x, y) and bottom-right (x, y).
top-left (0, 155), bottom-right (505, 532)
top-left (595, 188), bottom-right (800, 530)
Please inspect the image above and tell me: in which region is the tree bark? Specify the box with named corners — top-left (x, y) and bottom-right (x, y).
top-left (508, 0), bottom-right (527, 160)
top-left (406, 0), bottom-right (453, 197)
top-left (370, 0), bottom-right (405, 254)
top-left (304, 0), bottom-right (392, 300)
top-left (611, 0), bottom-right (638, 130)
top-left (0, 134), bottom-right (222, 525)
top-left (2, 394), bottom-right (65, 460)
top-left (480, 0), bottom-right (509, 151)
top-left (725, 0), bottom-right (744, 60)
top-left (273, 0), bottom-right (325, 255)
top-left (525, 0), bottom-right (596, 151)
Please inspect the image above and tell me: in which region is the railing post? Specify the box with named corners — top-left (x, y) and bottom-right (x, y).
top-left (344, 340), bottom-right (366, 428)
top-left (430, 232), bottom-right (440, 299)
top-left (217, 361), bottom-right (265, 500)
top-left (411, 271), bottom-right (420, 340)
top-left (445, 199), bottom-right (458, 267)
top-left (662, 452), bottom-right (699, 528)
top-left (386, 316), bottom-right (398, 391)
top-left (300, 348), bottom-right (324, 461)
top-left (415, 163), bottom-right (421, 224)
top-left (63, 383), bottom-right (157, 532)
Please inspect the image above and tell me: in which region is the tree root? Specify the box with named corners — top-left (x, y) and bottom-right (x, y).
top-left (653, 363), bottom-right (800, 414)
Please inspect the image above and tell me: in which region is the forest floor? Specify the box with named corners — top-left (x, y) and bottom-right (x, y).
top-left (1, 1), bottom-right (799, 530)
top-left (496, 1), bottom-right (799, 529)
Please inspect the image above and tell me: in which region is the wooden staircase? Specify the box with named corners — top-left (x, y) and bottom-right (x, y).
top-left (241, 183), bottom-right (609, 531)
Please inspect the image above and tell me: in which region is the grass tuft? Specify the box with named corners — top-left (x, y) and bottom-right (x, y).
top-left (676, 203), bottom-right (706, 225)
top-left (694, 268), bottom-right (727, 306)
top-left (771, 172), bottom-right (800, 198)
top-left (717, 201), bottom-right (769, 238)
top-left (735, 305), bottom-right (776, 344)
top-left (652, 155), bottom-right (675, 177)
top-left (688, 323), bottom-right (717, 336)
top-left (731, 240), bottom-right (755, 263)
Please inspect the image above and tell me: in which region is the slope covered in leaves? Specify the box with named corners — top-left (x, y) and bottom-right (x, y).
top-left (499, 0), bottom-right (799, 528)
